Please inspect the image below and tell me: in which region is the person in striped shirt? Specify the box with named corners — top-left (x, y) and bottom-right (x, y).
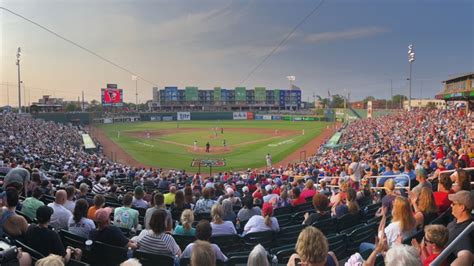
top-left (132, 209), bottom-right (181, 257)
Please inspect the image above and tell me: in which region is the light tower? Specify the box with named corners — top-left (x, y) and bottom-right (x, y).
top-left (408, 44), bottom-right (415, 111)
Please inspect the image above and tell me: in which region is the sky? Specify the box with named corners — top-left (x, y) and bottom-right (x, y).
top-left (1, 0), bottom-right (473, 106)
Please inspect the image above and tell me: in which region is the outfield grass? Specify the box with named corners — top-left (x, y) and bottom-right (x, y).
top-left (97, 120), bottom-right (330, 172)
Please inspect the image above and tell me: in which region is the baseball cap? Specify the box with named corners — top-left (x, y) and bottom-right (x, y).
top-left (99, 177), bottom-right (108, 184)
top-left (265, 184), bottom-right (272, 192)
top-left (242, 186), bottom-right (249, 193)
top-left (94, 207), bottom-right (113, 223)
top-left (448, 190), bottom-right (473, 210)
top-left (415, 168), bottom-right (427, 178)
top-left (262, 203), bottom-right (273, 217)
top-left (36, 205), bottom-right (54, 224)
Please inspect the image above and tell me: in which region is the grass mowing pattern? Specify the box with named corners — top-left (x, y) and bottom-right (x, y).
top-left (97, 120), bottom-right (330, 172)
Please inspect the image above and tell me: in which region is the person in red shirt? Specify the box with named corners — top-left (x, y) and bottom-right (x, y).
top-left (433, 174), bottom-right (453, 214)
top-left (411, 224), bottom-right (449, 266)
top-left (291, 188), bottom-right (306, 207)
top-left (300, 180), bottom-right (316, 200)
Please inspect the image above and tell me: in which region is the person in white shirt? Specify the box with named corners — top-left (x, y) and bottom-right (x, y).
top-left (48, 190), bottom-right (73, 230)
top-left (64, 186), bottom-right (76, 213)
top-left (210, 204), bottom-right (236, 236)
top-left (243, 202), bottom-right (279, 235)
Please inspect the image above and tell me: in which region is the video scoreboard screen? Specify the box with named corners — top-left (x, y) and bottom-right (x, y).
top-left (101, 88), bottom-right (123, 106)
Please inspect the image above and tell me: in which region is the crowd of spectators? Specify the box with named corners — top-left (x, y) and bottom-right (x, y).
top-left (0, 108), bottom-right (472, 266)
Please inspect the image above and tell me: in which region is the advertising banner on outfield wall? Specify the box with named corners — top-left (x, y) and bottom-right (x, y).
top-left (103, 118), bottom-right (113, 124)
top-left (150, 116), bottom-right (161, 121)
top-left (282, 116), bottom-right (292, 121)
top-left (255, 115), bottom-right (263, 120)
top-left (262, 115), bottom-right (272, 120)
top-left (233, 112), bottom-right (247, 120)
top-left (247, 112), bottom-right (254, 120)
top-left (162, 116), bottom-right (173, 121)
top-left (177, 112), bottom-right (191, 121)
top-left (272, 115), bottom-right (282, 120)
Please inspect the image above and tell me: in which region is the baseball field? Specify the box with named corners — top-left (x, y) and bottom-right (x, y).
top-left (95, 120), bottom-right (332, 172)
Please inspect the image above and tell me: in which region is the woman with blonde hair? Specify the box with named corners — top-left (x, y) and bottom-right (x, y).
top-left (174, 209), bottom-right (195, 236)
top-left (210, 204), bottom-right (236, 236)
top-left (412, 187), bottom-right (438, 228)
top-left (244, 202), bottom-right (279, 235)
top-left (287, 227), bottom-right (338, 266)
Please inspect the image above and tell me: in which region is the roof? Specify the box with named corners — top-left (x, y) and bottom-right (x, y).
top-left (442, 72), bottom-right (474, 83)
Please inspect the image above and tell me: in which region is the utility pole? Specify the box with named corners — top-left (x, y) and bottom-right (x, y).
top-left (132, 75), bottom-right (138, 112)
top-left (82, 90), bottom-right (85, 112)
top-left (16, 47), bottom-right (22, 114)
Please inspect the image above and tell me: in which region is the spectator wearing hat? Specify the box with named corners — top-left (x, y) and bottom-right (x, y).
top-left (0, 188), bottom-right (28, 238)
top-left (446, 190), bottom-right (474, 265)
top-left (132, 186), bottom-right (149, 209)
top-left (20, 187), bottom-right (45, 221)
top-left (90, 207), bottom-right (137, 249)
top-left (412, 168), bottom-right (432, 196)
top-left (25, 205), bottom-right (80, 263)
top-left (47, 190), bottom-right (72, 231)
top-left (92, 177), bottom-right (109, 195)
top-left (243, 202), bottom-right (279, 235)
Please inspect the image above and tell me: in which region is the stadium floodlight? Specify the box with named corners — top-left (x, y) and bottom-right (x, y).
top-left (132, 75), bottom-right (138, 111)
top-left (286, 75), bottom-right (296, 81)
top-left (16, 47), bottom-right (22, 114)
top-left (407, 44), bottom-right (415, 111)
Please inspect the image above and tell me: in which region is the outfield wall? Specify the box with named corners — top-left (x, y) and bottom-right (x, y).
top-left (32, 111), bottom-right (328, 124)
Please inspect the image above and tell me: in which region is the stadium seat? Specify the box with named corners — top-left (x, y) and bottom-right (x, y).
top-left (67, 259), bottom-right (90, 266)
top-left (291, 210), bottom-right (314, 224)
top-left (337, 213), bottom-right (362, 232)
top-left (15, 240), bottom-right (44, 263)
top-left (210, 234), bottom-right (244, 254)
top-left (327, 234), bottom-right (347, 260)
top-left (89, 241), bottom-right (128, 266)
top-left (173, 234), bottom-right (196, 251)
top-left (179, 257), bottom-right (226, 266)
top-left (133, 250), bottom-right (174, 266)
top-left (346, 223), bottom-right (377, 255)
top-left (194, 212), bottom-right (212, 222)
top-left (58, 230), bottom-right (91, 262)
top-left (276, 224), bottom-right (305, 246)
top-left (273, 206), bottom-right (292, 216)
top-left (430, 207), bottom-right (453, 226)
top-left (293, 202), bottom-right (313, 213)
top-left (364, 202), bottom-right (381, 219)
top-left (311, 218), bottom-right (337, 236)
top-left (275, 213), bottom-right (293, 227)
top-left (15, 210), bottom-right (34, 224)
top-left (402, 228), bottom-right (424, 245)
top-left (242, 231), bottom-right (275, 250)
top-left (271, 243), bottom-right (295, 264)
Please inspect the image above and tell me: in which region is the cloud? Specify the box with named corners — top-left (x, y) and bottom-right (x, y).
top-left (305, 26), bottom-right (388, 43)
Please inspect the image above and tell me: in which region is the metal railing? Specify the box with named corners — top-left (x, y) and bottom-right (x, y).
top-left (316, 174), bottom-right (411, 191)
top-left (430, 221), bottom-right (473, 266)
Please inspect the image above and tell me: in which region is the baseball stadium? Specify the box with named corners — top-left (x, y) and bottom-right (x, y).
top-left (1, 1), bottom-right (474, 266)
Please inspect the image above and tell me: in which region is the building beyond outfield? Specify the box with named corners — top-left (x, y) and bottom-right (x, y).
top-left (149, 86), bottom-right (302, 111)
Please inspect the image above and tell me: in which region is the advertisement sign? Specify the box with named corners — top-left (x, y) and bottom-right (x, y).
top-left (262, 115), bottom-right (272, 120)
top-left (255, 115), bottom-right (263, 120)
top-left (177, 112), bottom-right (191, 121)
top-left (103, 118), bottom-right (113, 124)
top-left (150, 116), bottom-right (161, 121)
top-left (282, 116), bottom-right (292, 121)
top-left (272, 115), bottom-right (282, 120)
top-left (293, 117), bottom-right (302, 121)
top-left (233, 112), bottom-right (247, 120)
top-left (185, 87), bottom-right (199, 101)
top-left (246, 112), bottom-right (254, 120)
top-left (162, 116), bottom-right (173, 121)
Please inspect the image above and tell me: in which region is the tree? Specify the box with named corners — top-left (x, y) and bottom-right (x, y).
top-left (65, 103), bottom-right (79, 112)
top-left (392, 94), bottom-right (407, 109)
top-left (331, 94), bottom-right (345, 108)
top-left (363, 96), bottom-right (376, 103)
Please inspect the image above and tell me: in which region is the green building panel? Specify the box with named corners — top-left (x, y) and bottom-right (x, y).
top-left (235, 87), bottom-right (246, 102)
top-left (214, 87), bottom-right (221, 101)
top-left (185, 87), bottom-right (199, 101)
top-left (274, 89), bottom-right (280, 102)
top-left (255, 87), bottom-right (266, 101)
